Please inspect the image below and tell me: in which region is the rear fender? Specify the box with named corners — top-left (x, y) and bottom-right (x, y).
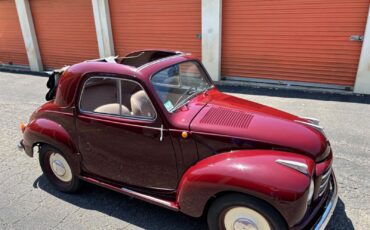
top-left (23, 118), bottom-right (80, 175)
top-left (176, 150), bottom-right (315, 227)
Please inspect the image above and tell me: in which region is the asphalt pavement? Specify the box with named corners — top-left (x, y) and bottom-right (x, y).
top-left (0, 71), bottom-right (369, 229)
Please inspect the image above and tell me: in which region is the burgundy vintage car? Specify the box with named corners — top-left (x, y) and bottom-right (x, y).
top-left (18, 50), bottom-right (337, 230)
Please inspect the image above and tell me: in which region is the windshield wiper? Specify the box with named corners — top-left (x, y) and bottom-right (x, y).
top-left (169, 85), bottom-right (213, 113)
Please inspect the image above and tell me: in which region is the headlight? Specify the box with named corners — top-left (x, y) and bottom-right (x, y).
top-left (307, 178), bottom-right (314, 205)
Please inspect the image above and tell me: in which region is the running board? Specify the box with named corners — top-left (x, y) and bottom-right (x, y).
top-left (80, 176), bottom-right (179, 211)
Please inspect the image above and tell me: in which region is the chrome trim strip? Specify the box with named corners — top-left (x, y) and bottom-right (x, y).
top-left (80, 176), bottom-right (179, 211)
top-left (296, 120), bottom-right (324, 131)
top-left (137, 53), bottom-right (185, 71)
top-left (120, 187), bottom-right (178, 211)
top-left (319, 182), bottom-right (329, 189)
top-left (301, 116), bottom-right (320, 125)
top-left (275, 159), bottom-right (309, 175)
top-left (313, 172), bottom-right (338, 230)
top-left (321, 171), bottom-right (331, 181)
top-left (318, 168), bottom-right (332, 196)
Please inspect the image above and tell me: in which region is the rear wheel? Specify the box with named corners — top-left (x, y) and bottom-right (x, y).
top-left (39, 145), bottom-right (81, 193)
top-left (207, 194), bottom-right (287, 230)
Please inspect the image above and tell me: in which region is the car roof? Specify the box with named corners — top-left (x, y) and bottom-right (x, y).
top-left (55, 50), bottom-right (199, 107)
top-left (67, 49), bottom-right (197, 80)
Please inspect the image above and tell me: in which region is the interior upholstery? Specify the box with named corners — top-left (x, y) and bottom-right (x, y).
top-left (81, 78), bottom-right (155, 119)
top-left (80, 81), bottom-right (118, 112)
top-left (94, 103), bottom-right (130, 115)
top-left (130, 90), bottom-right (155, 118)
top-left (121, 81), bottom-right (141, 111)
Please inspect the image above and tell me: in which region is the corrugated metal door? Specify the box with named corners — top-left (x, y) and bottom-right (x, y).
top-left (222, 0), bottom-right (370, 86)
top-left (30, 0), bottom-right (99, 69)
top-left (0, 0), bottom-right (28, 66)
top-left (109, 0), bottom-right (201, 58)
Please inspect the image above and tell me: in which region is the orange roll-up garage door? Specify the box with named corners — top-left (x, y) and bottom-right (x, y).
top-left (30, 0), bottom-right (99, 69)
top-left (222, 0), bottom-right (370, 86)
top-left (109, 0), bottom-right (201, 59)
top-left (0, 0), bottom-right (28, 66)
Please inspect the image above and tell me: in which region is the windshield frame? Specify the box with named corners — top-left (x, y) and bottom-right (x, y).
top-left (149, 60), bottom-right (215, 113)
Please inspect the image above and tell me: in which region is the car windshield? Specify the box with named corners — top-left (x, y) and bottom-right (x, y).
top-left (151, 61), bottom-right (213, 112)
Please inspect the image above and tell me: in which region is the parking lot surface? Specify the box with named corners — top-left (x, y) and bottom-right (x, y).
top-left (0, 71), bottom-right (369, 229)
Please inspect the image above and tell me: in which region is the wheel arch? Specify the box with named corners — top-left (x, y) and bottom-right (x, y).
top-left (23, 118), bottom-right (81, 175)
top-left (203, 190), bottom-right (288, 221)
top-left (176, 149), bottom-right (314, 227)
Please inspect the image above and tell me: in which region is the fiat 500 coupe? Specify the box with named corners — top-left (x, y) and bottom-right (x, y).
top-left (18, 50), bottom-right (337, 230)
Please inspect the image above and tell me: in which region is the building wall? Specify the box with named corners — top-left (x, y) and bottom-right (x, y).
top-left (222, 0), bottom-right (370, 87)
top-left (0, 0), bottom-right (28, 66)
top-left (2, 0), bottom-right (370, 93)
top-left (109, 0), bottom-right (201, 58)
top-left (29, 0), bottom-right (99, 69)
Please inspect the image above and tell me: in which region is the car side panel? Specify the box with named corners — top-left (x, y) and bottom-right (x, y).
top-left (176, 150), bottom-right (315, 227)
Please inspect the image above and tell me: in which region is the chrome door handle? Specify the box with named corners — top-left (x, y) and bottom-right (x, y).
top-left (160, 124), bottom-right (164, 142)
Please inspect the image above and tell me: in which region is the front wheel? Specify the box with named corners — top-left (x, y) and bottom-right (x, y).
top-left (207, 194), bottom-right (287, 230)
top-left (39, 145), bottom-right (81, 193)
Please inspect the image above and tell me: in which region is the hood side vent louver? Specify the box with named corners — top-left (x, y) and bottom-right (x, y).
top-left (200, 107), bottom-right (254, 128)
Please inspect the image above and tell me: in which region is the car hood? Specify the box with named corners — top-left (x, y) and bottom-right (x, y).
top-left (190, 92), bottom-right (327, 159)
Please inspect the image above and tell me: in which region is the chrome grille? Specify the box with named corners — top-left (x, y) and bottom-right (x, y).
top-left (318, 167), bottom-right (332, 197)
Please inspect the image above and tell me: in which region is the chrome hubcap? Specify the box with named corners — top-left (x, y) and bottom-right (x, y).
top-left (223, 207), bottom-right (271, 230)
top-left (52, 160), bottom-right (66, 176)
top-left (49, 152), bottom-right (72, 182)
top-left (233, 218), bottom-right (258, 230)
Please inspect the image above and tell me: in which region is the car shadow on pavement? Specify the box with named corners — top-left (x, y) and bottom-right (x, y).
top-left (326, 197), bottom-right (354, 230)
top-left (33, 175), bottom-right (354, 230)
top-left (218, 85), bottom-right (370, 105)
top-left (33, 175), bottom-right (207, 230)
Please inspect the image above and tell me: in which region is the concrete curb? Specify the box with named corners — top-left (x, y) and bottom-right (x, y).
top-left (0, 65), bottom-right (49, 77)
top-left (1, 66), bottom-right (369, 103)
top-left (215, 80), bottom-right (357, 96)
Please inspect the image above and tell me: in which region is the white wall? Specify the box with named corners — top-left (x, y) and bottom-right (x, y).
top-left (354, 6), bottom-right (370, 95)
top-left (201, 0), bottom-right (222, 81)
top-left (15, 0), bottom-right (43, 71)
top-left (92, 0), bottom-right (115, 58)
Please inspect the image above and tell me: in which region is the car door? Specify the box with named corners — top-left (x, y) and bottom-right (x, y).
top-left (75, 75), bottom-right (178, 190)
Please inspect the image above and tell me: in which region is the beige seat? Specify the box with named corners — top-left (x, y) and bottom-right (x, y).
top-left (130, 90), bottom-right (155, 118)
top-left (94, 103), bottom-right (130, 115)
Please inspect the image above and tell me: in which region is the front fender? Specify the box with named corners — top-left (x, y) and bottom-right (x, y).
top-left (176, 150), bottom-right (315, 227)
top-left (23, 118), bottom-right (80, 174)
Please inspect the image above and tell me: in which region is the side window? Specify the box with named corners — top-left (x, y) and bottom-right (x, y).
top-left (121, 80), bottom-right (156, 119)
top-left (80, 77), bottom-right (156, 120)
top-left (80, 77), bottom-right (120, 115)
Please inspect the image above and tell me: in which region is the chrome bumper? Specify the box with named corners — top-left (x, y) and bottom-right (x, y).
top-left (313, 172), bottom-right (338, 230)
top-left (17, 140), bottom-right (25, 152)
